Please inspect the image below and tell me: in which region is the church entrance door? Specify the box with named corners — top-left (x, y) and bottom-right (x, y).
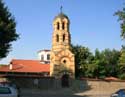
top-left (61, 74), bottom-right (69, 88)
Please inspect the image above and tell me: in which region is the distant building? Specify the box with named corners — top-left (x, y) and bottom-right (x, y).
top-left (38, 50), bottom-right (50, 64)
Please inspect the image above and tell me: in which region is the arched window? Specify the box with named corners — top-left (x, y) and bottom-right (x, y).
top-left (62, 22), bottom-right (65, 30)
top-left (57, 22), bottom-right (60, 30)
top-left (56, 34), bottom-right (59, 42)
top-left (41, 55), bottom-right (44, 61)
top-left (47, 54), bottom-right (50, 60)
top-left (63, 34), bottom-right (65, 42)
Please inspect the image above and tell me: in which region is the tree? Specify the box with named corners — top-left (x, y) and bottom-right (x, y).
top-left (101, 49), bottom-right (120, 77)
top-left (115, 4), bottom-right (125, 79)
top-left (93, 49), bottom-right (120, 78)
top-left (71, 44), bottom-right (94, 78)
top-left (115, 6), bottom-right (125, 39)
top-left (0, 0), bottom-right (19, 59)
top-left (71, 44), bottom-right (120, 78)
top-left (93, 49), bottom-right (107, 78)
top-left (118, 45), bottom-right (125, 79)
top-left (84, 48), bottom-right (120, 79)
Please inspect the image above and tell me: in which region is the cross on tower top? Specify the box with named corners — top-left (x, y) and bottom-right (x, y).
top-left (60, 6), bottom-right (63, 13)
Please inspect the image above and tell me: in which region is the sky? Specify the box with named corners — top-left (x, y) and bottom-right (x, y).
top-left (0, 0), bottom-right (124, 64)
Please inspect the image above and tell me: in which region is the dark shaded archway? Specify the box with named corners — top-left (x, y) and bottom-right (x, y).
top-left (61, 74), bottom-right (69, 88)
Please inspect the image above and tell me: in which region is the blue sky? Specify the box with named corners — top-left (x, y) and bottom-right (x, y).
top-left (0, 0), bottom-right (124, 64)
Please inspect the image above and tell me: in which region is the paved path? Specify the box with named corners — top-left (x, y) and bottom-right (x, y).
top-left (19, 88), bottom-right (110, 97)
top-left (21, 94), bottom-right (86, 97)
top-left (20, 94), bottom-right (110, 97)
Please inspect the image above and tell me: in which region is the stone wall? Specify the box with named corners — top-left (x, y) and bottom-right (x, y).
top-left (87, 80), bottom-right (125, 94)
top-left (4, 77), bottom-right (125, 95)
top-left (9, 77), bottom-right (60, 89)
top-left (71, 79), bottom-right (125, 95)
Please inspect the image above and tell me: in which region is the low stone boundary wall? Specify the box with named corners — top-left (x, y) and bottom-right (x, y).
top-left (87, 80), bottom-right (125, 94)
top-left (1, 77), bottom-right (125, 95)
top-left (71, 79), bottom-right (125, 95)
top-left (9, 77), bottom-right (61, 89)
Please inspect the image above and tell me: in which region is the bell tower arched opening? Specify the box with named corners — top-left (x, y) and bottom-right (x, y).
top-left (56, 34), bottom-right (59, 42)
top-left (62, 22), bottom-right (65, 30)
top-left (63, 34), bottom-right (65, 42)
top-left (57, 22), bottom-right (60, 30)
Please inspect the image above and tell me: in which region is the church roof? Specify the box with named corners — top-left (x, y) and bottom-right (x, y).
top-left (0, 59), bottom-right (50, 73)
top-left (54, 12), bottom-right (69, 21)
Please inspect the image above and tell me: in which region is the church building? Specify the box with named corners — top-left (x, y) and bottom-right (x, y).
top-left (0, 11), bottom-right (75, 79)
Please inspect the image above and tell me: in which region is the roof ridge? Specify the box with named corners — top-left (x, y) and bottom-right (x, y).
top-left (11, 59), bottom-right (40, 62)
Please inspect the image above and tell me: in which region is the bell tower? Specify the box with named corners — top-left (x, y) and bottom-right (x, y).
top-left (52, 14), bottom-right (70, 51)
top-left (50, 9), bottom-right (75, 78)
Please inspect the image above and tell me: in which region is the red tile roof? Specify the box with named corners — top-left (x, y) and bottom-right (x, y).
top-left (104, 77), bottom-right (119, 81)
top-left (0, 59), bottom-right (50, 73)
top-left (38, 49), bottom-right (50, 53)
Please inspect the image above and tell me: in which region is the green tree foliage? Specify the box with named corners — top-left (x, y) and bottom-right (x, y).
top-left (0, 0), bottom-right (19, 59)
top-left (71, 44), bottom-right (120, 79)
top-left (71, 44), bottom-right (93, 78)
top-left (94, 49), bottom-right (120, 78)
top-left (115, 4), bottom-right (125, 80)
top-left (115, 6), bottom-right (125, 39)
top-left (118, 45), bottom-right (125, 79)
